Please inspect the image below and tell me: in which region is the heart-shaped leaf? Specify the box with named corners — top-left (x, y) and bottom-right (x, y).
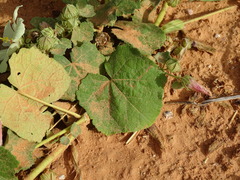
top-left (77, 44), bottom-right (166, 135)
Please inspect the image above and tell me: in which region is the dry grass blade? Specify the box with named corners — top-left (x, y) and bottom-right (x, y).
top-left (70, 144), bottom-right (81, 180)
top-left (125, 131), bottom-right (141, 145)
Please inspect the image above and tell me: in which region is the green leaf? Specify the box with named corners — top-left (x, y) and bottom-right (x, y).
top-left (166, 0), bottom-right (181, 7)
top-left (161, 19), bottom-right (184, 34)
top-left (37, 36), bottom-right (60, 51)
top-left (4, 130), bottom-right (36, 172)
top-left (154, 51), bottom-right (172, 63)
top-left (30, 17), bottom-right (57, 29)
top-left (62, 0), bottom-right (78, 4)
top-left (115, 0), bottom-right (141, 16)
top-left (171, 81), bottom-right (184, 89)
top-left (154, 52), bottom-right (181, 72)
top-left (50, 38), bottom-right (72, 55)
top-left (70, 122), bottom-right (81, 138)
top-left (165, 59), bottom-right (181, 72)
top-left (54, 42), bottom-right (105, 101)
top-left (0, 146), bottom-right (19, 179)
top-left (76, 44), bottom-right (166, 135)
top-left (61, 4), bottom-right (79, 20)
top-left (76, 0), bottom-right (96, 17)
top-left (112, 21), bottom-right (166, 55)
top-left (71, 21), bottom-right (94, 45)
top-left (60, 136), bottom-right (70, 145)
top-left (90, 2), bottom-right (117, 26)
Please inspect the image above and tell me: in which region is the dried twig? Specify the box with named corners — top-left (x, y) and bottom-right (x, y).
top-left (165, 95), bottom-right (240, 106)
top-left (125, 131), bottom-right (141, 145)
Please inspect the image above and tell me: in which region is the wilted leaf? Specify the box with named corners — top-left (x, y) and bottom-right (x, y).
top-left (0, 47), bottom-right (71, 142)
top-left (192, 40), bottom-right (216, 54)
top-left (0, 5), bottom-right (25, 73)
top-left (90, 2), bottom-right (117, 26)
top-left (112, 21), bottom-right (166, 55)
top-left (4, 130), bottom-right (36, 171)
top-left (55, 42), bottom-right (105, 101)
top-left (60, 136), bottom-right (70, 145)
top-left (161, 19), bottom-right (184, 34)
top-left (0, 146), bottom-right (19, 179)
top-left (30, 17), bottom-right (57, 29)
top-left (132, 0), bottom-right (160, 23)
top-left (40, 171), bottom-right (57, 180)
top-left (0, 85), bottom-right (52, 142)
top-left (8, 47), bottom-right (71, 105)
top-left (71, 21), bottom-right (94, 45)
top-left (77, 44), bottom-right (166, 135)
top-left (76, 0), bottom-right (96, 17)
top-left (70, 122), bottom-right (81, 138)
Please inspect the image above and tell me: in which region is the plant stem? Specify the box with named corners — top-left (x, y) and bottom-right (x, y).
top-left (183, 5), bottom-right (236, 25)
top-left (18, 91), bottom-right (81, 119)
top-left (162, 70), bottom-right (181, 79)
top-left (35, 113), bottom-right (88, 148)
top-left (154, 1), bottom-right (169, 26)
top-left (25, 135), bottom-right (75, 180)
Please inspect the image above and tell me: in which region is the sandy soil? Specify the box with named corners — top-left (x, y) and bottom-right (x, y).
top-left (0, 0), bottom-right (240, 180)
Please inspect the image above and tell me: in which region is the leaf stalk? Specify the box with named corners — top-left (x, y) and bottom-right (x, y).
top-left (183, 5), bottom-right (236, 25)
top-left (35, 113), bottom-right (88, 148)
top-left (154, 1), bottom-right (169, 26)
top-left (18, 91), bottom-right (81, 119)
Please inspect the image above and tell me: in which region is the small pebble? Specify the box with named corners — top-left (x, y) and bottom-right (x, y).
top-left (214, 33), bottom-right (221, 38)
top-left (59, 175), bottom-right (66, 180)
top-left (186, 9), bottom-right (193, 15)
top-left (163, 111), bottom-right (173, 119)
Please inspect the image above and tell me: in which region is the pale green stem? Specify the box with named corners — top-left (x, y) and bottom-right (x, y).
top-left (18, 91), bottom-right (81, 119)
top-left (154, 1), bottom-right (169, 26)
top-left (26, 113), bottom-right (89, 179)
top-left (184, 5), bottom-right (236, 25)
top-left (25, 135), bottom-right (75, 180)
top-left (35, 113), bottom-right (88, 149)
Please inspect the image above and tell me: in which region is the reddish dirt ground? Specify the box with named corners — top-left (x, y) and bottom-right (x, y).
top-left (0, 0), bottom-right (240, 180)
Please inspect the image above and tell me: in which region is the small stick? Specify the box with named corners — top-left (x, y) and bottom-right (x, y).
top-left (18, 91), bottom-right (81, 119)
top-left (35, 113), bottom-right (89, 148)
top-left (229, 110), bottom-right (238, 125)
top-left (183, 6), bottom-right (236, 25)
top-left (125, 131), bottom-right (141, 145)
top-left (25, 135), bottom-right (75, 180)
top-left (165, 94), bottom-right (240, 106)
top-left (201, 95), bottom-right (240, 105)
top-left (49, 102), bottom-right (78, 131)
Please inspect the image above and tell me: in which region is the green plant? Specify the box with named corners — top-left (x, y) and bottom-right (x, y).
top-left (0, 0), bottom-right (236, 179)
